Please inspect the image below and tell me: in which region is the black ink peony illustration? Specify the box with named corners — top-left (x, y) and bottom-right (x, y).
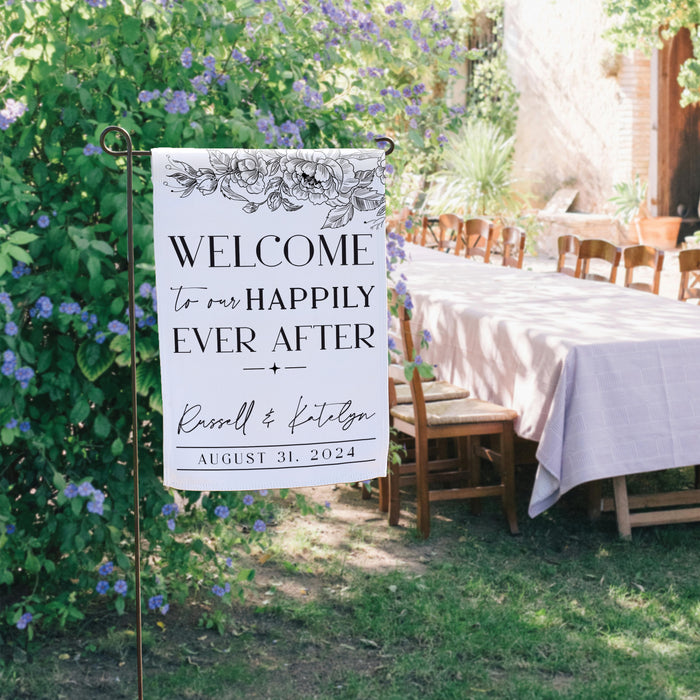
top-left (165, 149), bottom-right (385, 230)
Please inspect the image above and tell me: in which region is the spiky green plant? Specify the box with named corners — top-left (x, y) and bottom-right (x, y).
top-left (425, 120), bottom-right (520, 217)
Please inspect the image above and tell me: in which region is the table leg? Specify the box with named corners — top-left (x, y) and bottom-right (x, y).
top-left (612, 476), bottom-right (632, 539)
top-left (586, 480), bottom-right (603, 520)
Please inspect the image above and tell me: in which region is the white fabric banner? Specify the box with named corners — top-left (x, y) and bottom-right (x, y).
top-left (151, 148), bottom-right (389, 491)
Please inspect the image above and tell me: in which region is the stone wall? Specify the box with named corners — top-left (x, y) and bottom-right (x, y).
top-left (503, 0), bottom-right (651, 221)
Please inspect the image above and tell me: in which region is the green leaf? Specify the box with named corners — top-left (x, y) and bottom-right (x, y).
top-left (77, 340), bottom-right (114, 382)
top-left (111, 437), bottom-right (125, 457)
top-left (121, 16), bottom-right (141, 43)
top-left (94, 413), bottom-right (111, 438)
top-left (70, 398), bottom-right (90, 425)
top-left (25, 551), bottom-right (41, 574)
top-left (115, 596), bottom-right (125, 615)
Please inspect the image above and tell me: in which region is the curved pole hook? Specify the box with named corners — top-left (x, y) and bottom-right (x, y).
top-left (374, 136), bottom-right (395, 156)
top-left (100, 125), bottom-right (151, 157)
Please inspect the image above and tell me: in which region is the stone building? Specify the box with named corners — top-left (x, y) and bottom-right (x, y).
top-left (503, 0), bottom-right (700, 252)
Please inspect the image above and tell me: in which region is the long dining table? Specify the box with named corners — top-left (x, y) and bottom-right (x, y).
top-left (399, 243), bottom-right (700, 533)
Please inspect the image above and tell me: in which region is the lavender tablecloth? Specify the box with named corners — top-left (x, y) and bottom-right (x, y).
top-left (400, 244), bottom-right (700, 516)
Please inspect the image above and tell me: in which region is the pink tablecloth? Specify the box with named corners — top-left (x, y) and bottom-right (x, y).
top-left (400, 244), bottom-right (700, 516)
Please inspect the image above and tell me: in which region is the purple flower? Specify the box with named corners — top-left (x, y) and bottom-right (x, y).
top-left (77, 481), bottom-right (95, 497)
top-left (107, 320), bottom-right (129, 335)
top-left (167, 519), bottom-right (175, 531)
top-left (160, 603), bottom-right (169, 614)
top-left (99, 561), bottom-right (114, 576)
top-left (211, 585), bottom-right (225, 597)
top-left (37, 214), bottom-right (50, 229)
top-left (15, 367), bottom-right (35, 389)
top-left (16, 612), bottom-right (32, 630)
top-left (6, 523), bottom-right (15, 534)
top-left (64, 483), bottom-right (79, 498)
top-left (114, 579), bottom-right (128, 596)
top-left (258, 489), bottom-right (268, 496)
top-left (414, 355), bottom-right (423, 365)
top-left (148, 594), bottom-right (164, 610)
top-left (263, 11), bottom-right (273, 24)
top-left (95, 331), bottom-right (106, 344)
top-left (422, 330), bottom-right (432, 343)
top-left (96, 580), bottom-right (110, 595)
top-left (161, 502), bottom-right (179, 517)
top-left (33, 296), bottom-right (53, 319)
top-left (225, 557), bottom-right (233, 567)
top-left (11, 261), bottom-right (30, 278)
top-left (83, 143), bottom-right (102, 156)
top-left (139, 282), bottom-right (153, 298)
top-left (19, 421), bottom-right (30, 433)
top-left (0, 292), bottom-right (13, 313)
top-left (0, 98), bottom-right (27, 130)
top-left (4, 321), bottom-right (17, 336)
top-left (243, 494), bottom-right (254, 506)
top-left (180, 47), bottom-right (193, 68)
top-left (214, 505), bottom-right (229, 519)
top-left (253, 519), bottom-right (266, 533)
top-left (87, 500), bottom-right (104, 515)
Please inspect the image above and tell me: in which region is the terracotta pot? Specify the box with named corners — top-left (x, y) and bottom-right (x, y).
top-left (637, 217), bottom-right (682, 250)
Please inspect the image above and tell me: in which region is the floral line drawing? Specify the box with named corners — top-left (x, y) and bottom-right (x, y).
top-left (164, 149), bottom-right (385, 230)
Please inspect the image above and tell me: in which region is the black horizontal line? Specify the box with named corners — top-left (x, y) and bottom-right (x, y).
top-left (243, 367), bottom-right (266, 371)
top-left (176, 437), bottom-right (377, 449)
top-left (284, 366), bottom-right (306, 369)
top-left (176, 458), bottom-right (377, 472)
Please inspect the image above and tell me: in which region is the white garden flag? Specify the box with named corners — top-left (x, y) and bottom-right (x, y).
top-left (151, 148), bottom-right (389, 491)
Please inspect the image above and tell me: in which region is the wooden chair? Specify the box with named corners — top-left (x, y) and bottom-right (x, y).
top-left (455, 218), bottom-right (495, 261)
top-left (500, 226), bottom-right (526, 269)
top-left (380, 292), bottom-right (519, 539)
top-left (415, 216), bottom-right (440, 248)
top-left (437, 213), bottom-right (463, 252)
top-left (678, 248), bottom-right (700, 302)
top-left (557, 234), bottom-right (580, 276)
top-left (574, 238), bottom-right (621, 283)
top-left (623, 245), bottom-right (664, 295)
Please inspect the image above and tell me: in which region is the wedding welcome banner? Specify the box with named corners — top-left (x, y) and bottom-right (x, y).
top-left (151, 148), bottom-right (389, 491)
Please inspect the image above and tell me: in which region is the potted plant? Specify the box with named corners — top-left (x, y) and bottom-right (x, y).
top-left (610, 175), bottom-right (681, 249)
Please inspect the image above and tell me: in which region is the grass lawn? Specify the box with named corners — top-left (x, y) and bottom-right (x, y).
top-left (3, 467), bottom-right (700, 699)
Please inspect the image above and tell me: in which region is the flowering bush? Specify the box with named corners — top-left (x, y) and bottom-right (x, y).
top-left (0, 0), bottom-right (493, 640)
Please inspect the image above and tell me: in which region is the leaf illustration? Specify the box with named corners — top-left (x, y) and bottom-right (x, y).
top-left (220, 177), bottom-right (249, 202)
top-left (281, 198), bottom-right (302, 212)
top-left (351, 187), bottom-right (383, 212)
top-left (322, 203), bottom-right (354, 229)
top-left (265, 176), bottom-right (283, 193)
top-left (356, 169), bottom-right (375, 186)
top-left (243, 202), bottom-right (261, 213)
top-left (267, 191), bottom-right (282, 211)
top-left (208, 150), bottom-right (232, 175)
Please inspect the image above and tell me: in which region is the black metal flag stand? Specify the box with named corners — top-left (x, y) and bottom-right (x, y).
top-left (99, 125), bottom-right (394, 700)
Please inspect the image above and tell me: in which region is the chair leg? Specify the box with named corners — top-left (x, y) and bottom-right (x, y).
top-left (415, 434), bottom-right (431, 539)
top-left (500, 423), bottom-right (519, 535)
top-left (467, 436), bottom-right (482, 515)
top-left (378, 475), bottom-right (388, 512)
top-left (388, 461), bottom-right (401, 526)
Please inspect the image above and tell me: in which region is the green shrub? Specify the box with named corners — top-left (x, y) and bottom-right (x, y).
top-left (0, 0), bottom-right (469, 640)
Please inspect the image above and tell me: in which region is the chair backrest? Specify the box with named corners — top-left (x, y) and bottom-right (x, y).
top-left (417, 216), bottom-right (439, 248)
top-left (678, 248), bottom-right (700, 302)
top-left (455, 217), bottom-right (494, 261)
top-left (437, 213), bottom-right (463, 252)
top-left (623, 245), bottom-right (664, 295)
top-left (501, 226), bottom-right (526, 269)
top-left (390, 290), bottom-right (428, 430)
top-left (574, 238), bottom-right (621, 283)
top-left (557, 234), bottom-right (580, 276)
